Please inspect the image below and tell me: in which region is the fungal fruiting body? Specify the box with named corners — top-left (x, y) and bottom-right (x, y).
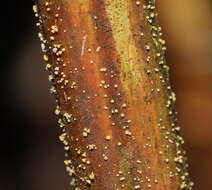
top-left (34, 0), bottom-right (193, 189)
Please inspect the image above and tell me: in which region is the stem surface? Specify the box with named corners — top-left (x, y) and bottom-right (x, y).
top-left (34, 0), bottom-right (193, 189)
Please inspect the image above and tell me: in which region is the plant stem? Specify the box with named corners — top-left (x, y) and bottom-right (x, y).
top-left (34, 0), bottom-right (193, 189)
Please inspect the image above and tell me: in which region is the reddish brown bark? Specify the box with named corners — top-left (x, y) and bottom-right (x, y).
top-left (34, 0), bottom-right (193, 189)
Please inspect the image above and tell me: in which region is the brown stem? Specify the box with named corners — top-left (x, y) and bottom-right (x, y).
top-left (34, 0), bottom-right (193, 189)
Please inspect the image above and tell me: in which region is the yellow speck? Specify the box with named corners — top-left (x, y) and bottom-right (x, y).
top-left (43, 54), bottom-right (49, 61)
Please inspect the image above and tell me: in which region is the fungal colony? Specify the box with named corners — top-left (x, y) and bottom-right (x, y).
top-left (34, 0), bottom-right (193, 189)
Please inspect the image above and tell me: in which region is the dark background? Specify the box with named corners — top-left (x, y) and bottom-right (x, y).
top-left (0, 1), bottom-right (212, 190)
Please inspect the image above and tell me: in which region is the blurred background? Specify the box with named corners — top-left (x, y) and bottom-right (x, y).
top-left (0, 1), bottom-right (211, 190)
